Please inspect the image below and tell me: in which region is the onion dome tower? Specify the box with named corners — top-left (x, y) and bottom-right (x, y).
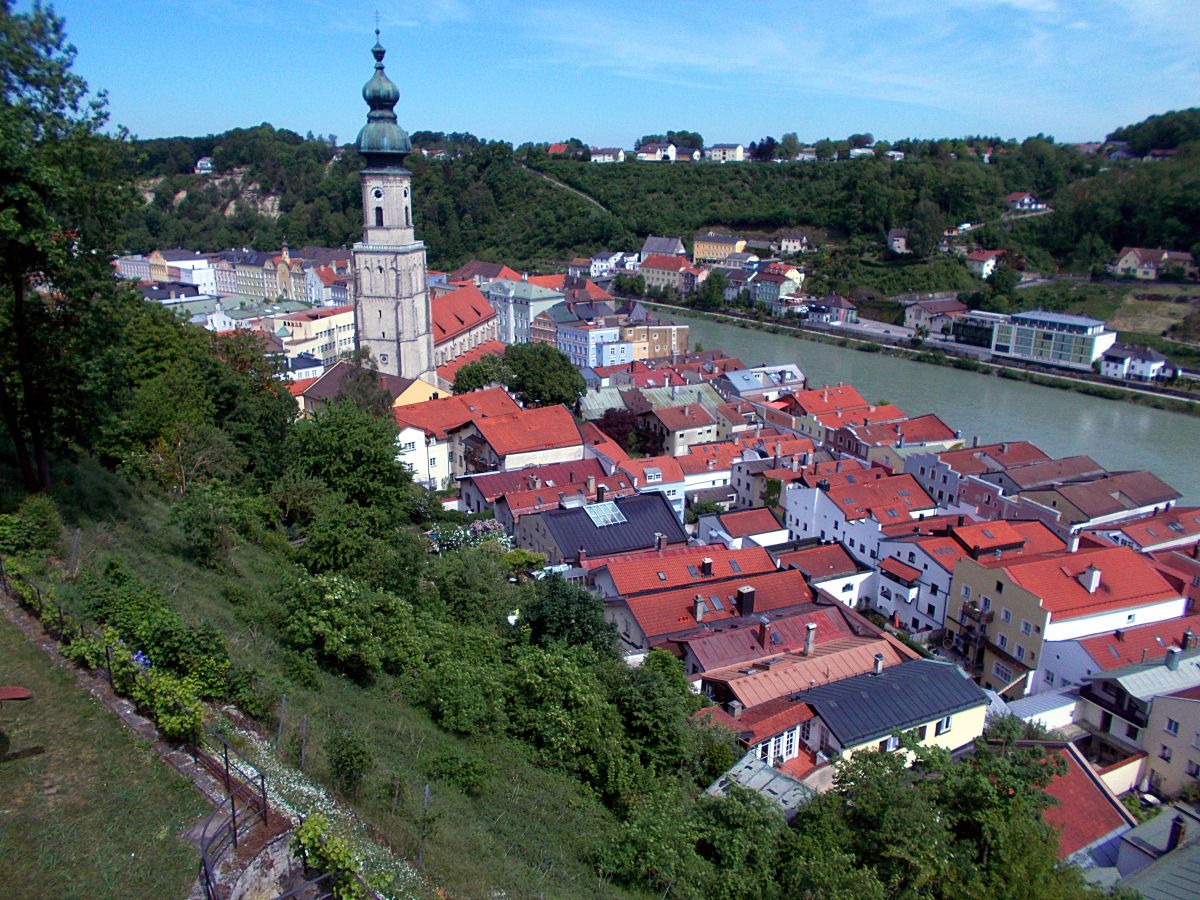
top-left (351, 30), bottom-right (433, 381)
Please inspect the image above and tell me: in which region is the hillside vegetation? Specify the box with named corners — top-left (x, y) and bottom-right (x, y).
top-left (116, 110), bottom-right (1200, 278)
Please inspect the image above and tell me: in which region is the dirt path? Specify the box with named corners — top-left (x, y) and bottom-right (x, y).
top-left (520, 165), bottom-right (611, 214)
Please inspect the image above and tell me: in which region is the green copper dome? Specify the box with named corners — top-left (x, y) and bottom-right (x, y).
top-left (355, 33), bottom-right (411, 162)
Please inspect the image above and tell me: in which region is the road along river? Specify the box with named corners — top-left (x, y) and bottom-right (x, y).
top-left (666, 311), bottom-right (1200, 504)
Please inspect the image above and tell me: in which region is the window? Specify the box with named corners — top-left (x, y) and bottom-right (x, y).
top-left (995, 581), bottom-right (1004, 594)
top-left (935, 716), bottom-right (952, 736)
top-left (993, 662), bottom-right (1013, 682)
top-left (1001, 608), bottom-right (1012, 624)
top-left (374, 206), bottom-right (384, 227)
top-left (1188, 760), bottom-right (1200, 778)
top-left (1021, 620), bottom-right (1032, 636)
top-left (801, 720), bottom-right (812, 743)
top-left (1016, 644), bottom-right (1025, 661)
top-left (1044, 671), bottom-right (1055, 685)
top-left (879, 735), bottom-right (900, 752)
top-left (400, 441), bottom-right (416, 452)
top-left (997, 634), bottom-right (1008, 650)
top-left (1167, 718), bottom-right (1180, 737)
top-left (1160, 745), bottom-right (1173, 762)
top-left (1127, 724), bottom-right (1140, 740)
top-left (961, 585), bottom-right (971, 600)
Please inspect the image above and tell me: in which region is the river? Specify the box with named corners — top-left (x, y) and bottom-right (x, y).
top-left (664, 311), bottom-right (1200, 504)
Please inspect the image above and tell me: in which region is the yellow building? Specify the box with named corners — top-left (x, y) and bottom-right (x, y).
top-left (693, 232), bottom-right (746, 265)
top-left (946, 545), bottom-right (1186, 699)
top-left (621, 323), bottom-right (689, 360)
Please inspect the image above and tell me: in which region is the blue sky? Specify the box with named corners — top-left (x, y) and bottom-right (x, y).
top-left (46, 0), bottom-right (1200, 146)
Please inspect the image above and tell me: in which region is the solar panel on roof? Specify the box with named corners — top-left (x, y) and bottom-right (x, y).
top-left (585, 500), bottom-right (628, 527)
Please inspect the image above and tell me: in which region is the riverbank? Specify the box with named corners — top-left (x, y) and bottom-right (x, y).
top-left (641, 301), bottom-right (1200, 418)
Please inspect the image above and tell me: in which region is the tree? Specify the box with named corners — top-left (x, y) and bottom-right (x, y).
top-left (501, 343), bottom-right (585, 407)
top-left (452, 353), bottom-right (510, 393)
top-left (0, 1), bottom-right (139, 491)
top-left (907, 200), bottom-right (945, 258)
top-left (750, 136), bottom-right (778, 161)
top-left (522, 575), bottom-right (617, 658)
top-left (814, 139), bottom-right (835, 161)
top-left (779, 132), bottom-right (801, 160)
top-left (697, 268), bottom-right (727, 309)
top-left (332, 353), bottom-right (393, 418)
top-left (986, 262), bottom-right (1020, 297)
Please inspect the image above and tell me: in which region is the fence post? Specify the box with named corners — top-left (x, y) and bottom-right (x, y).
top-left (56, 601), bottom-right (65, 636)
top-left (260, 773), bottom-right (268, 826)
top-left (223, 743), bottom-right (232, 795)
top-left (104, 644), bottom-right (114, 688)
top-left (299, 715), bottom-right (308, 772)
top-left (230, 790), bottom-right (238, 849)
top-left (275, 692), bottom-right (287, 750)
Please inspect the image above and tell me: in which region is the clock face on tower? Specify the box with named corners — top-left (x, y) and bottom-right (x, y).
top-left (372, 187), bottom-right (384, 200)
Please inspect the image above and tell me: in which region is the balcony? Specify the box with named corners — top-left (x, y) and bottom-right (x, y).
top-left (960, 601), bottom-right (994, 624)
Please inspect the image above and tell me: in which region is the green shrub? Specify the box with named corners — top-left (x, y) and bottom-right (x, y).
top-left (327, 726), bottom-right (374, 798)
top-left (290, 814), bottom-right (367, 900)
top-left (17, 494), bottom-right (64, 557)
top-left (423, 748), bottom-right (497, 797)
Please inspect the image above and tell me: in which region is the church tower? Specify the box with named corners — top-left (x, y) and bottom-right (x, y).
top-left (352, 31), bottom-right (434, 381)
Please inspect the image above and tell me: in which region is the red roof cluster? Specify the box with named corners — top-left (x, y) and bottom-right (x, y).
top-left (714, 508), bottom-right (784, 538)
top-left (1077, 612), bottom-right (1200, 671)
top-left (1041, 744), bottom-right (1137, 859)
top-left (392, 387), bottom-right (519, 439)
top-left (473, 405), bottom-right (582, 457)
top-left (431, 285), bottom-right (496, 345)
top-left (641, 253), bottom-right (691, 272)
top-left (825, 474), bottom-right (936, 522)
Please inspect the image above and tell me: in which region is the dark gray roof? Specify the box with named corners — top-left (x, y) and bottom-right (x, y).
top-left (792, 659), bottom-right (987, 747)
top-left (1119, 805), bottom-right (1200, 898)
top-left (538, 492), bottom-right (686, 558)
top-left (140, 282), bottom-right (199, 301)
top-left (641, 235), bottom-right (685, 256)
top-left (302, 360), bottom-right (416, 403)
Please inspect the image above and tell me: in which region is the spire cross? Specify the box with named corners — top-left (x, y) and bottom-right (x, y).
top-left (374, 10), bottom-right (380, 38)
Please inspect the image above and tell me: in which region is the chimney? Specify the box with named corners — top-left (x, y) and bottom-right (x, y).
top-left (803, 451), bottom-right (812, 466)
top-left (737, 585), bottom-right (756, 616)
top-left (791, 455), bottom-right (800, 472)
top-left (1186, 628), bottom-right (1196, 650)
top-left (1166, 647), bottom-right (1181, 671)
top-left (701, 557), bottom-right (713, 576)
top-left (972, 435), bottom-right (980, 448)
top-left (957, 514), bottom-right (965, 526)
top-left (1168, 815), bottom-right (1188, 851)
top-left (530, 473), bottom-right (541, 489)
top-left (774, 441), bottom-right (782, 462)
top-left (729, 699), bottom-right (744, 719)
top-left (1000, 442), bottom-right (1009, 454)
top-left (577, 546), bottom-right (587, 565)
top-left (873, 653), bottom-right (885, 676)
top-left (586, 474), bottom-right (596, 494)
top-left (1078, 566), bottom-right (1102, 594)
top-left (654, 532), bottom-right (666, 551)
top-left (758, 615), bottom-right (771, 648)
top-left (694, 595), bottom-right (706, 622)
top-left (1115, 629), bottom-right (1125, 642)
top-left (835, 461), bottom-right (842, 473)
top-left (823, 386), bottom-right (829, 402)
top-left (596, 484), bottom-right (607, 502)
top-left (803, 621), bottom-right (817, 656)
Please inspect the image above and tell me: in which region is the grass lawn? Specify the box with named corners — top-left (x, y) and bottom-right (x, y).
top-left (1108, 296), bottom-right (1196, 335)
top-left (0, 612), bottom-right (206, 899)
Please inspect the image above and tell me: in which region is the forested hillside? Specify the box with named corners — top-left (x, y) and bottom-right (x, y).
top-left (115, 111), bottom-right (1200, 277)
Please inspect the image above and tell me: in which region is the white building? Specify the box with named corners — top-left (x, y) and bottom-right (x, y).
top-left (992, 310), bottom-right (1118, 371)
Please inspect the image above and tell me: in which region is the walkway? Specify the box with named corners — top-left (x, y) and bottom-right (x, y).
top-left (519, 164), bottom-right (611, 213)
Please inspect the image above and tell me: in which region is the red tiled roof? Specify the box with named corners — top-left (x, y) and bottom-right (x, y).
top-left (935, 441), bottom-right (1050, 476)
top-left (525, 274), bottom-right (612, 301)
top-left (435, 339), bottom-right (507, 383)
top-left (782, 384), bottom-right (870, 417)
top-left (677, 442), bottom-right (743, 475)
top-left (654, 404), bottom-right (718, 431)
top-left (579, 421), bottom-right (630, 462)
top-left (1042, 745), bottom-right (1136, 859)
top-left (880, 557), bottom-right (923, 584)
top-left (392, 387), bottom-right (519, 439)
top-left (736, 697), bottom-right (816, 745)
top-left (473, 405), bottom-right (582, 457)
top-left (547, 142), bottom-right (569, 155)
top-left (1077, 613), bottom-right (1200, 671)
top-left (602, 546), bottom-right (775, 597)
top-left (996, 546), bottom-right (1180, 621)
top-left (283, 304), bottom-right (354, 322)
top-left (674, 605), bottom-right (858, 672)
top-left (431, 284), bottom-right (496, 345)
top-left (641, 253), bottom-right (691, 272)
top-left (627, 569), bottom-right (814, 640)
top-left (703, 636), bottom-right (916, 707)
top-left (850, 414), bottom-right (957, 448)
top-left (463, 459), bottom-right (609, 502)
top-left (950, 520), bottom-right (1027, 554)
top-left (498, 477), bottom-right (636, 517)
top-left (287, 376), bottom-right (320, 397)
top-left (448, 260), bottom-right (522, 283)
top-left (967, 249), bottom-right (1005, 262)
top-left (776, 544), bottom-right (859, 580)
top-left (717, 508), bottom-right (783, 537)
top-left (619, 455), bottom-right (686, 486)
top-left (826, 474), bottom-right (936, 522)
top-left (818, 405), bottom-right (908, 431)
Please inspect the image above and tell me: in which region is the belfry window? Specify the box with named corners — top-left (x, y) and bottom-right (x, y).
top-left (405, 207), bottom-right (410, 227)
top-left (375, 206), bottom-right (384, 227)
